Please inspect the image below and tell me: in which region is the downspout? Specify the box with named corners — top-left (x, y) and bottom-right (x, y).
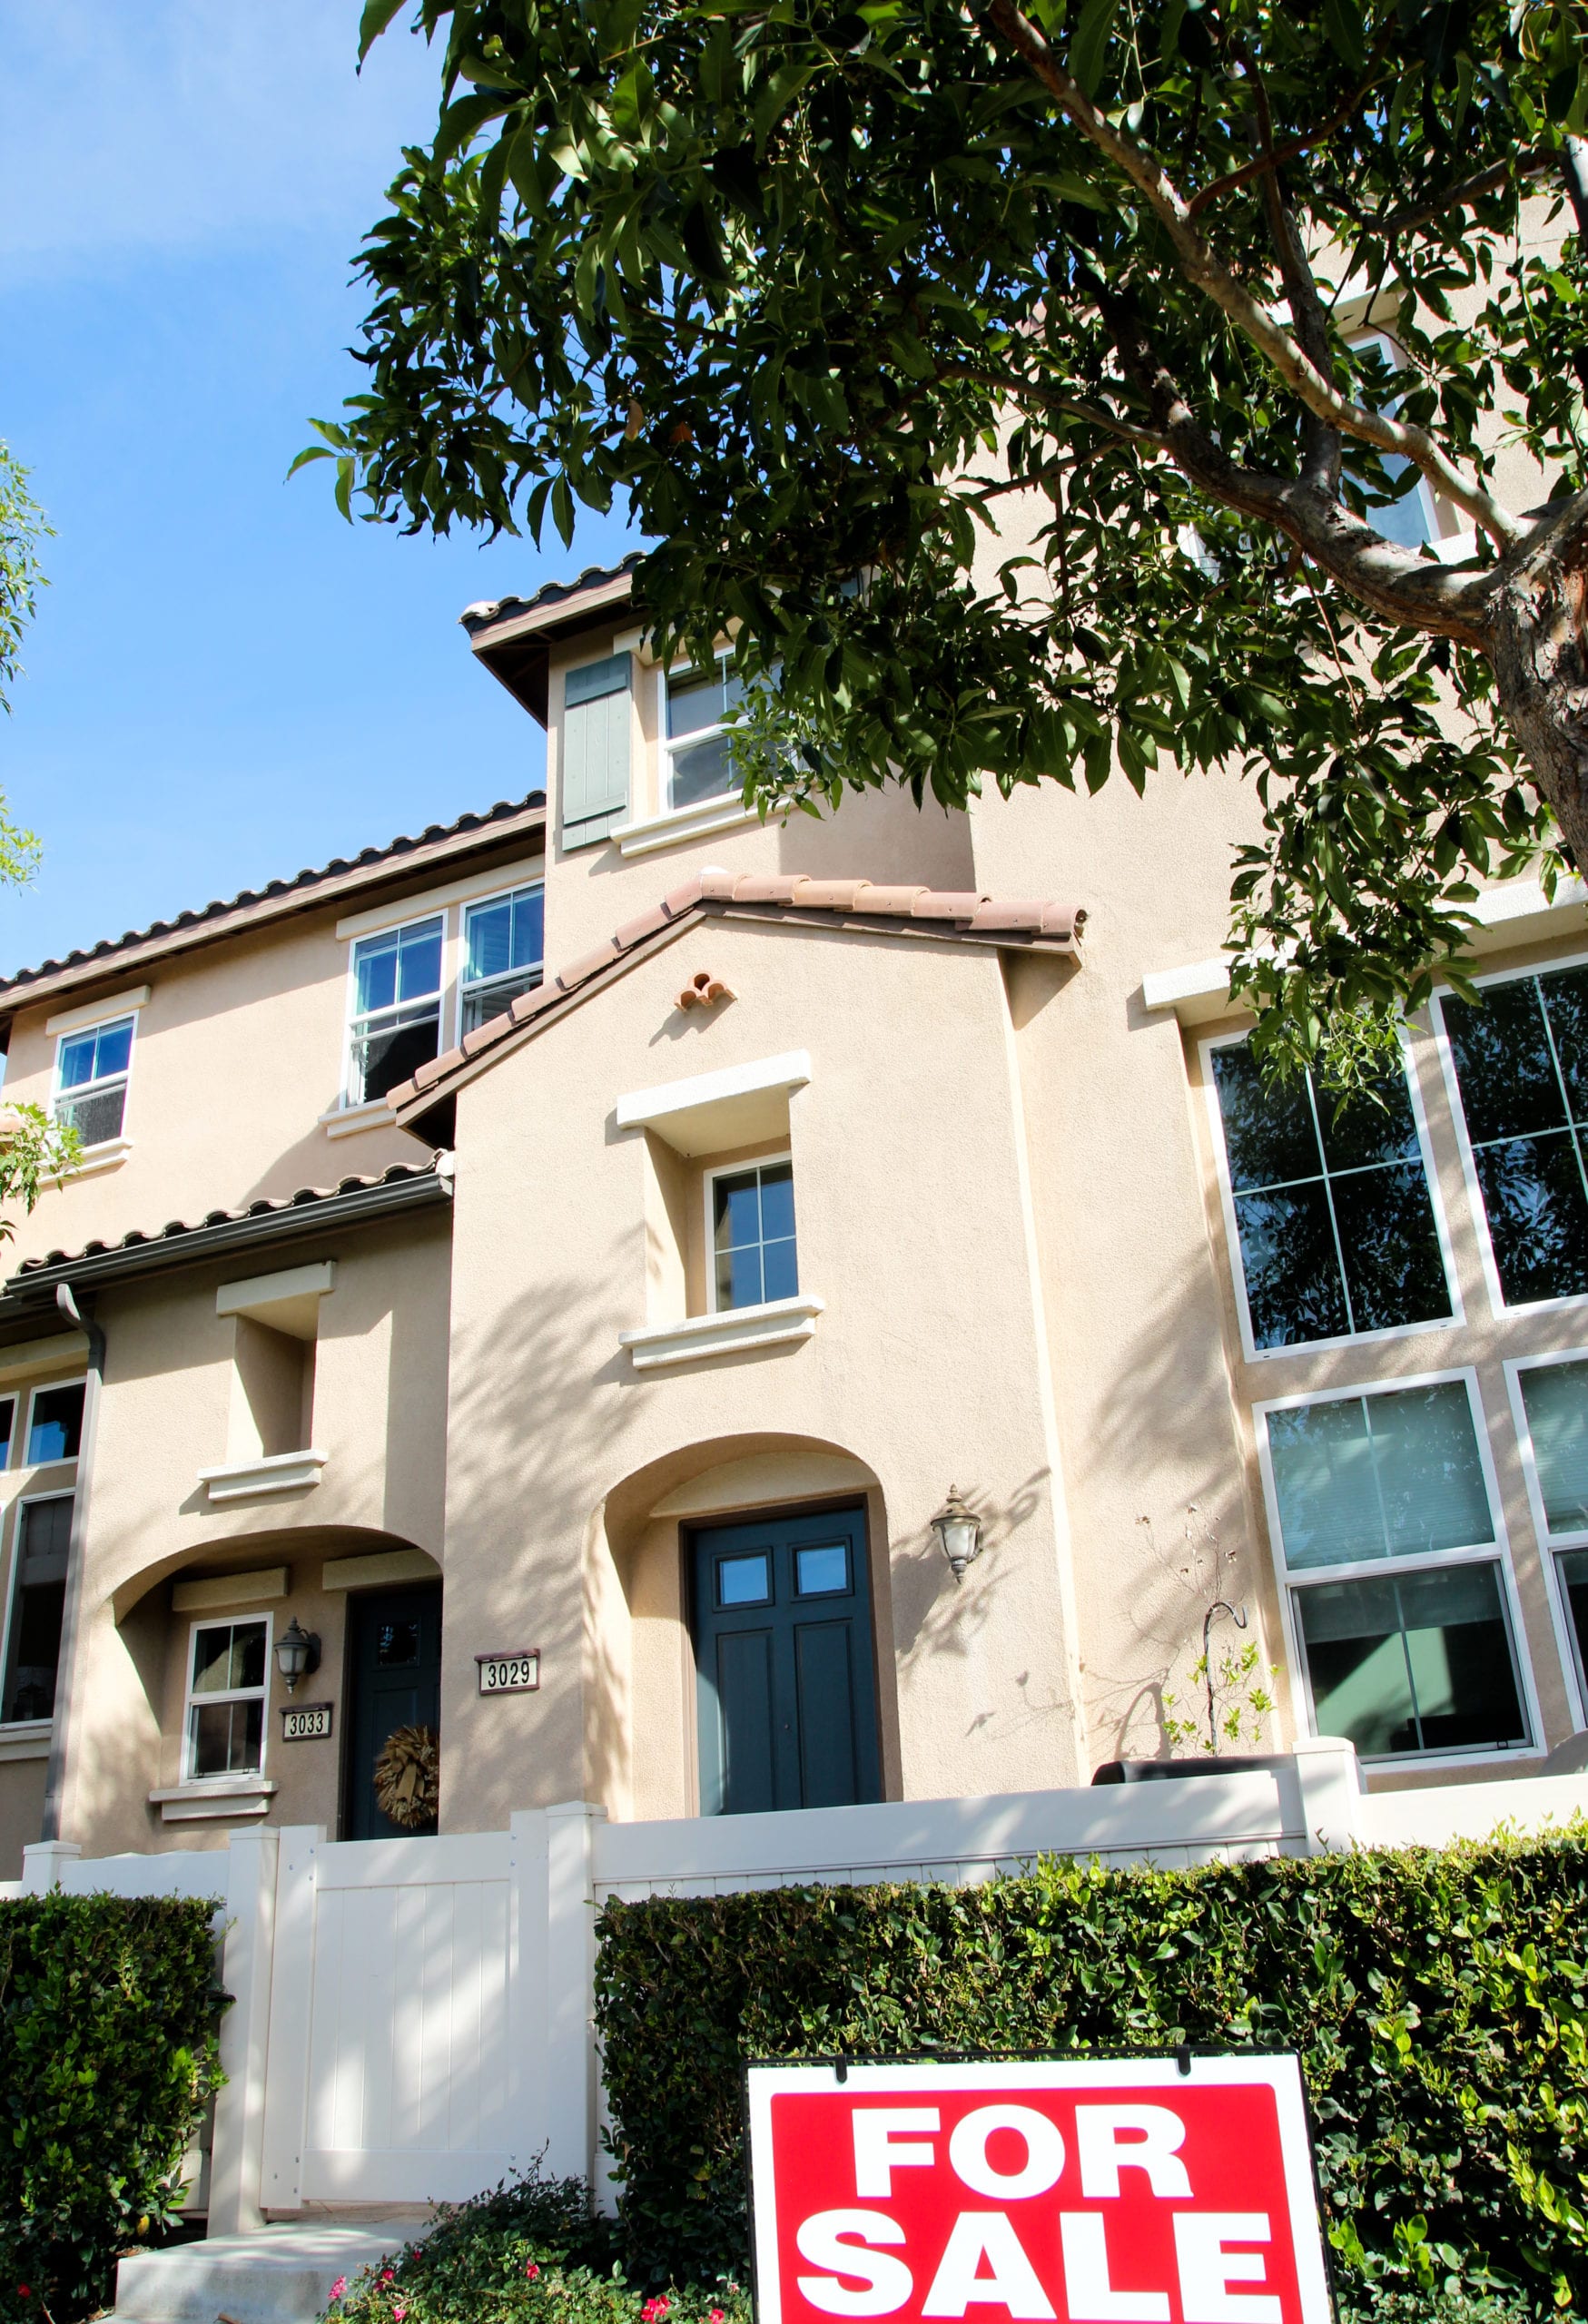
top-left (40, 1281), bottom-right (104, 1844)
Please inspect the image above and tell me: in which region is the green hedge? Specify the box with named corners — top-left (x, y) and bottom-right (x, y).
top-left (594, 1831), bottom-right (1588, 2318)
top-left (0, 1891), bottom-right (225, 2323)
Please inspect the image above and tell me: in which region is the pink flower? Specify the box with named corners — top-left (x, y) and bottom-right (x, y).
top-left (330, 2281), bottom-right (348, 2303)
top-left (642, 2300), bottom-right (671, 2321)
top-left (394, 2308), bottom-right (408, 2319)
top-left (526, 2264), bottom-right (541, 2281)
top-left (380, 2274), bottom-right (396, 2289)
top-left (710, 2309), bottom-right (725, 2320)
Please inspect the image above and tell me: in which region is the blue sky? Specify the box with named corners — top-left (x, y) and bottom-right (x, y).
top-left (0, 3), bottom-right (635, 980)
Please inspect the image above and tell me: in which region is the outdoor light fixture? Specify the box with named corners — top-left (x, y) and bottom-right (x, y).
top-left (932, 1486), bottom-right (983, 1582)
top-left (274, 1617), bottom-right (321, 1695)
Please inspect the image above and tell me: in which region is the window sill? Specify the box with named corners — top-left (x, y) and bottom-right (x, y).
top-left (197, 1449), bottom-right (327, 1504)
top-left (319, 1098), bottom-right (397, 1140)
top-left (149, 1777), bottom-right (278, 1824)
top-left (67, 1136), bottom-right (133, 1177)
top-left (0, 1718), bottom-right (53, 1763)
top-left (619, 1294), bottom-right (824, 1372)
top-left (611, 793), bottom-right (764, 858)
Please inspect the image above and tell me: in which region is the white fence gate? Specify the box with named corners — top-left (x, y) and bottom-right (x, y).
top-left (11, 1740), bottom-right (1588, 2236)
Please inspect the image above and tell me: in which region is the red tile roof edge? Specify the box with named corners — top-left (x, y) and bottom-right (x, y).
top-left (389, 874), bottom-right (1086, 1120)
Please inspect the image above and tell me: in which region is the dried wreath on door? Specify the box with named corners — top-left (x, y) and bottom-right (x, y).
top-left (373, 1723), bottom-right (439, 1830)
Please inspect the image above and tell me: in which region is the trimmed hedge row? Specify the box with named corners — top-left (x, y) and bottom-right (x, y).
top-left (593, 1830), bottom-right (1588, 2318)
top-left (0, 1891), bottom-right (224, 2323)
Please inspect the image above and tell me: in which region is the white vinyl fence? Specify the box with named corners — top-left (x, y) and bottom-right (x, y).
top-left (12, 1738), bottom-right (1587, 2236)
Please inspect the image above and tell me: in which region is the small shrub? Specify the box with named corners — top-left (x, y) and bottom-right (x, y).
top-left (322, 2175), bottom-right (749, 2324)
top-left (0, 1891), bottom-right (224, 2323)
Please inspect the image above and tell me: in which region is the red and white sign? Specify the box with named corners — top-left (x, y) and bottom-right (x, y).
top-left (745, 2058), bottom-right (1332, 2324)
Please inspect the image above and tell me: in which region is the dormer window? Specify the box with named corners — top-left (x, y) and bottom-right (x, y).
top-left (461, 882), bottom-right (544, 1034)
top-left (349, 915), bottom-right (443, 1103)
top-left (664, 655), bottom-right (743, 811)
top-left (55, 1015), bottom-right (133, 1145)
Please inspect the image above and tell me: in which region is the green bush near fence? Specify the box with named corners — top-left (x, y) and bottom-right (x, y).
top-left (0, 1890), bottom-right (224, 2324)
top-left (594, 1829), bottom-right (1588, 2318)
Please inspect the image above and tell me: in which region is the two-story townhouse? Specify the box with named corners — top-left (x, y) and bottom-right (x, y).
top-left (0, 545), bottom-right (1583, 1875)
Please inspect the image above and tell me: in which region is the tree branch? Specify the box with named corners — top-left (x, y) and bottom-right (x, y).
top-left (1238, 45), bottom-right (1340, 498)
top-left (980, 0), bottom-right (1525, 549)
top-left (1185, 71), bottom-right (1382, 221)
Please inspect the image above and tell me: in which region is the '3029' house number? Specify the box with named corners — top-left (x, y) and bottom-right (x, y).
top-left (476, 1649), bottom-right (541, 1696)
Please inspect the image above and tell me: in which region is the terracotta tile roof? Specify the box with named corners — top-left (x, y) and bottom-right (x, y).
top-left (389, 872), bottom-right (1086, 1128)
top-left (459, 553), bottom-right (644, 639)
top-left (0, 793), bottom-right (547, 1018)
top-left (7, 1160), bottom-right (450, 1296)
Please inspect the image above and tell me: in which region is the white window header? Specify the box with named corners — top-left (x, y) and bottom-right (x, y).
top-left (616, 1049), bottom-right (811, 1157)
top-left (44, 985), bottom-right (151, 1039)
top-left (334, 855), bottom-right (544, 941)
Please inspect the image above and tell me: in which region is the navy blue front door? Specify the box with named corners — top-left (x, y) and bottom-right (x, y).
top-left (691, 1505), bottom-right (882, 1815)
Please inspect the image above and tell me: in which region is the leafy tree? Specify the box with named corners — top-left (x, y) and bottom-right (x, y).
top-left (0, 445), bottom-right (78, 1216)
top-left (313, 0), bottom-right (1588, 1069)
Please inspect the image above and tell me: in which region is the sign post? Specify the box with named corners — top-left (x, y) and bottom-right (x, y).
top-left (745, 2057), bottom-right (1332, 2324)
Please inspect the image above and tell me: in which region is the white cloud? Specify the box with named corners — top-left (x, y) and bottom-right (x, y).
top-left (0, 0), bottom-right (443, 281)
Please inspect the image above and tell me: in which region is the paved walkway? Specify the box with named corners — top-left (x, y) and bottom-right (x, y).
top-left (114, 2220), bottom-right (429, 2324)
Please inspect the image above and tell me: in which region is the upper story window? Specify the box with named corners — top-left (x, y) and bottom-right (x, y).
top-left (1437, 962), bottom-right (1588, 1310)
top-left (665, 655), bottom-right (744, 812)
top-left (1259, 1375), bottom-right (1530, 1761)
top-left (26, 1381), bottom-right (84, 1465)
top-left (1208, 1037), bottom-right (1452, 1353)
top-left (183, 1616), bottom-right (270, 1780)
top-left (1346, 331), bottom-right (1440, 552)
top-left (349, 916), bottom-right (443, 1104)
top-left (2, 1492), bottom-right (74, 1725)
top-left (55, 1015), bottom-right (133, 1146)
top-left (710, 1157), bottom-right (797, 1311)
top-left (461, 883), bottom-right (544, 1035)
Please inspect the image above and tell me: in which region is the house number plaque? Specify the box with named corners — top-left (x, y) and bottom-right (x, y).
top-left (476, 1649), bottom-right (540, 1696)
top-left (281, 1701), bottom-right (333, 1741)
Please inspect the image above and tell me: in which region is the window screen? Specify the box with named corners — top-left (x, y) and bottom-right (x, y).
top-left (55, 1016), bottom-right (133, 1146)
top-left (1211, 1040), bottom-right (1450, 1348)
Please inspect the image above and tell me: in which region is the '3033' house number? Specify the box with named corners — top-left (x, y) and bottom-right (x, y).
top-left (280, 1702), bottom-right (333, 1741)
top-left (476, 1649), bottom-right (541, 1696)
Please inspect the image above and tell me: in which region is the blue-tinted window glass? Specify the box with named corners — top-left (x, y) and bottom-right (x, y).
top-left (26, 1383), bottom-right (84, 1465)
top-left (1212, 1040), bottom-right (1449, 1349)
top-left (717, 1552), bottom-right (770, 1607)
top-left (1267, 1383), bottom-right (1494, 1571)
top-left (465, 888), bottom-right (544, 986)
top-left (713, 1160), bottom-right (798, 1312)
top-left (58, 1018), bottom-right (133, 1090)
top-left (1443, 967), bottom-right (1588, 1306)
top-left (354, 919), bottom-right (442, 1019)
top-left (57, 1033), bottom-right (97, 1089)
top-left (796, 1543), bottom-right (849, 1596)
top-left (0, 1400), bottom-right (13, 1469)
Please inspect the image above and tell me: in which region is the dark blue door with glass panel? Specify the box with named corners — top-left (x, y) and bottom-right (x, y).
top-left (692, 1506), bottom-right (882, 1815)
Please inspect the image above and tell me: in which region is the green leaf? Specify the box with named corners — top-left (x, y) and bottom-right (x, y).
top-left (1319, 0), bottom-right (1366, 73)
top-left (1068, 0), bottom-right (1122, 98)
top-left (357, 0), bottom-right (408, 65)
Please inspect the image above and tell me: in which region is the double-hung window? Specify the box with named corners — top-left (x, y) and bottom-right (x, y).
top-left (1208, 1037), bottom-right (1452, 1351)
top-left (1438, 963), bottom-right (1588, 1308)
top-left (349, 916), bottom-right (443, 1104)
top-left (460, 884), bottom-right (544, 1035)
top-left (664, 656), bottom-right (744, 812)
top-left (1259, 1375), bottom-right (1530, 1760)
top-left (1508, 1352), bottom-right (1588, 1718)
top-left (1345, 331), bottom-right (1440, 551)
top-left (55, 1016), bottom-right (133, 1146)
top-left (0, 1379), bottom-right (86, 1728)
top-left (183, 1617), bottom-right (270, 1779)
top-left (709, 1157), bottom-right (798, 1311)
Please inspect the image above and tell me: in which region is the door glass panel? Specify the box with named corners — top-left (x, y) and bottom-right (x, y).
top-left (716, 1552), bottom-right (770, 1607)
top-left (378, 1620), bottom-right (421, 1666)
top-left (795, 1543), bottom-right (849, 1596)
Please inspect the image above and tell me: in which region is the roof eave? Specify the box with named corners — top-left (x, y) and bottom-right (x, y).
top-left (465, 572), bottom-right (638, 729)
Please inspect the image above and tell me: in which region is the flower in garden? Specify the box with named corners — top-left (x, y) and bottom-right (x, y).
top-left (710, 2307), bottom-right (725, 2319)
top-left (330, 2281), bottom-right (348, 2302)
top-left (526, 2263), bottom-right (541, 2280)
top-left (380, 2272), bottom-right (396, 2288)
top-left (641, 2299), bottom-right (671, 2319)
top-left (394, 2307), bottom-right (408, 2319)
top-left (17, 2289), bottom-right (29, 2299)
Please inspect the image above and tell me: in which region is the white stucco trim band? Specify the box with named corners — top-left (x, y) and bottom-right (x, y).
top-left (172, 1566), bottom-right (291, 1613)
top-left (198, 1450), bottom-right (328, 1503)
top-left (44, 986), bottom-right (152, 1039)
top-left (149, 1777), bottom-right (278, 1823)
top-left (0, 1719), bottom-right (52, 1763)
top-left (616, 1049), bottom-right (811, 1157)
top-left (620, 1293), bottom-right (825, 1370)
top-left (69, 1136), bottom-right (133, 1177)
top-left (611, 796), bottom-right (764, 858)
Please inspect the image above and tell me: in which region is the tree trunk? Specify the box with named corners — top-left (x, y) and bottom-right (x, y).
top-left (1491, 490), bottom-right (1588, 872)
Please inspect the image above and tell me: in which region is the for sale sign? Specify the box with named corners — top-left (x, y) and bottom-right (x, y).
top-left (745, 2058), bottom-right (1332, 2324)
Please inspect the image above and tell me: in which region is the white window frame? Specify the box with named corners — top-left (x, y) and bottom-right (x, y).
top-left (1253, 1364), bottom-right (1541, 1767)
top-left (1345, 330), bottom-right (1443, 550)
top-left (704, 1150), bottom-right (797, 1316)
top-left (181, 1610), bottom-right (273, 1786)
top-left (659, 654), bottom-right (741, 816)
top-left (1429, 949), bottom-right (1588, 1321)
top-left (0, 1487), bottom-right (74, 1730)
top-left (0, 1393), bottom-right (18, 1475)
top-left (455, 876), bottom-right (546, 1044)
top-left (341, 911), bottom-right (448, 1110)
top-left (21, 1377), bottom-right (86, 1472)
top-left (54, 1011), bottom-right (137, 1152)
top-left (1503, 1344), bottom-right (1588, 1730)
top-left (1201, 1024), bottom-right (1462, 1364)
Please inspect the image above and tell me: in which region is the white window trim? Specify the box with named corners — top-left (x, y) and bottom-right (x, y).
top-left (1430, 947), bottom-right (1588, 1320)
top-left (54, 1012), bottom-right (137, 1156)
top-left (340, 910), bottom-right (449, 1113)
top-left (0, 1487), bottom-right (74, 1731)
top-left (620, 1293), bottom-right (825, 1371)
top-left (0, 1392), bottom-right (17, 1477)
top-left (44, 985), bottom-right (151, 1039)
top-left (1200, 1024), bottom-right (1463, 1364)
top-left (657, 655), bottom-right (742, 821)
top-left (180, 1610), bottom-right (273, 1786)
top-left (704, 1151), bottom-right (795, 1316)
top-left (454, 874), bottom-right (546, 1046)
top-left (333, 854), bottom-right (544, 941)
top-left (1345, 330), bottom-right (1445, 548)
top-left (1503, 1344), bottom-right (1588, 1731)
top-left (20, 1377), bottom-right (86, 1474)
top-left (1253, 1365), bottom-right (1543, 1768)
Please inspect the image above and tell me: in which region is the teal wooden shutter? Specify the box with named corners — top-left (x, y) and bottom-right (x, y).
top-left (560, 654), bottom-right (633, 847)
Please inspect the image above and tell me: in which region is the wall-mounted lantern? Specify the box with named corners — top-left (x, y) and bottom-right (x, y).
top-left (274, 1616), bottom-right (321, 1695)
top-left (932, 1486), bottom-right (984, 1583)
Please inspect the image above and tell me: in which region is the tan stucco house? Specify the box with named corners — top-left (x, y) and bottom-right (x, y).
top-left (0, 554), bottom-right (1584, 1872)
